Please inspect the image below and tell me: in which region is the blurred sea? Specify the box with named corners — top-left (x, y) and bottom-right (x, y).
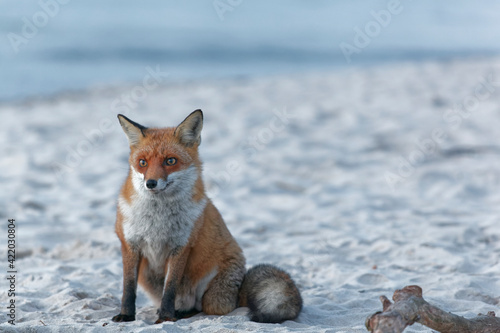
top-left (1, 0), bottom-right (500, 102)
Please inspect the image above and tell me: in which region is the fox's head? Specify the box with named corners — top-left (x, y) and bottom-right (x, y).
top-left (118, 110), bottom-right (203, 197)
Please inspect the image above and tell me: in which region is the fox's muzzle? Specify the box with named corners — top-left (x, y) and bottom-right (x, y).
top-left (143, 177), bottom-right (171, 193)
top-left (146, 179), bottom-right (157, 189)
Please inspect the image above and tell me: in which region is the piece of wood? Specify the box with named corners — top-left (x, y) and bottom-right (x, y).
top-left (365, 285), bottom-right (500, 333)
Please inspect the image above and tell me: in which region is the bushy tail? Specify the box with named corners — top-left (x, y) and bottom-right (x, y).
top-left (239, 264), bottom-right (302, 323)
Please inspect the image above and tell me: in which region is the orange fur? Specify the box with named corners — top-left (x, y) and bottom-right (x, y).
top-left (113, 111), bottom-right (245, 322)
top-left (112, 111), bottom-right (301, 325)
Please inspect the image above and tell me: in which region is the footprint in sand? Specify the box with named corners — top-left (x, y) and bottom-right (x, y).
top-left (357, 273), bottom-right (388, 285)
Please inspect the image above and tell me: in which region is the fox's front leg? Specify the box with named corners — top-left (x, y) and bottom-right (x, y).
top-left (155, 248), bottom-right (190, 324)
top-left (112, 244), bottom-right (141, 322)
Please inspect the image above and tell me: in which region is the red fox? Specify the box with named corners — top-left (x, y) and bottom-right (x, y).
top-left (112, 110), bottom-right (302, 324)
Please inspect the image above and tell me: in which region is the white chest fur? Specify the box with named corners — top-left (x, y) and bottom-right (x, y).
top-left (119, 166), bottom-right (207, 272)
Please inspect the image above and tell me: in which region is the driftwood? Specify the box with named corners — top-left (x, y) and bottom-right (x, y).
top-left (366, 285), bottom-right (500, 333)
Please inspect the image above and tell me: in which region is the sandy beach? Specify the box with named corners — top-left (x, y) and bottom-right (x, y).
top-left (2, 57), bottom-right (500, 332)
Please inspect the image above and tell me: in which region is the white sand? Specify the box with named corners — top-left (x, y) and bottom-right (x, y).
top-left (2, 57), bottom-right (500, 332)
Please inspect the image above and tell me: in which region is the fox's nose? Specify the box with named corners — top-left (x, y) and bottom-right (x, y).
top-left (146, 179), bottom-right (157, 189)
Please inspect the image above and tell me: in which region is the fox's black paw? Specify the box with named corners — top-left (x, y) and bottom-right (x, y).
top-left (112, 314), bottom-right (135, 322)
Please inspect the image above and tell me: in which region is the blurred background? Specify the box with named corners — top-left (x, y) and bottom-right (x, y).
top-left (2, 3), bottom-right (500, 330)
top-left (1, 0), bottom-right (500, 102)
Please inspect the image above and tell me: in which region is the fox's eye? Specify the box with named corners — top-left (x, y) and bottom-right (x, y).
top-left (165, 157), bottom-right (177, 166)
top-left (139, 159), bottom-right (147, 167)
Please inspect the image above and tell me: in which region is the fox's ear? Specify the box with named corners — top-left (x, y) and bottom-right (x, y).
top-left (117, 114), bottom-right (147, 146)
top-left (175, 109), bottom-right (203, 147)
